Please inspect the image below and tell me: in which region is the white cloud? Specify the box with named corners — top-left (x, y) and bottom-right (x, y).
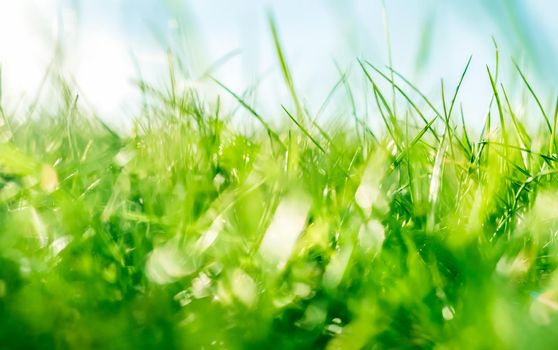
top-left (0, 0), bottom-right (58, 106)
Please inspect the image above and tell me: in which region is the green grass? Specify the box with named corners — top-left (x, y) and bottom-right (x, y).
top-left (2, 46), bottom-right (558, 349)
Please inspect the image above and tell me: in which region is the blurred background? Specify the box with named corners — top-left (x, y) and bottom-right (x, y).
top-left (1, 0), bottom-right (557, 129)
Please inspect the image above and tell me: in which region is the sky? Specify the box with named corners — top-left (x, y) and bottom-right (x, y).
top-left (1, 0), bottom-right (557, 129)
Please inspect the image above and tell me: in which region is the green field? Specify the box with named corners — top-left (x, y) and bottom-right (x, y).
top-left (2, 31), bottom-right (558, 349)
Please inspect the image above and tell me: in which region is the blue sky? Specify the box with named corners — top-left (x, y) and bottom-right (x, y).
top-left (1, 0), bottom-right (557, 128)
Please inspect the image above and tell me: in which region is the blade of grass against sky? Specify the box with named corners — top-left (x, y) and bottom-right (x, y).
top-left (3, 0), bottom-right (558, 127)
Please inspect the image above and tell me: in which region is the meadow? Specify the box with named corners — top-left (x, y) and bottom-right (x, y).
top-left (1, 19), bottom-right (558, 349)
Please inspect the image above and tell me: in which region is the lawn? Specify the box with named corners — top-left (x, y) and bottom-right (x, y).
top-left (1, 32), bottom-right (558, 349)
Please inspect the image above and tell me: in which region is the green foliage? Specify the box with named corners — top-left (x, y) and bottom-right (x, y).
top-left (1, 58), bottom-right (558, 349)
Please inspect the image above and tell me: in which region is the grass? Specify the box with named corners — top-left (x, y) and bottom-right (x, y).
top-left (2, 36), bottom-right (558, 350)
